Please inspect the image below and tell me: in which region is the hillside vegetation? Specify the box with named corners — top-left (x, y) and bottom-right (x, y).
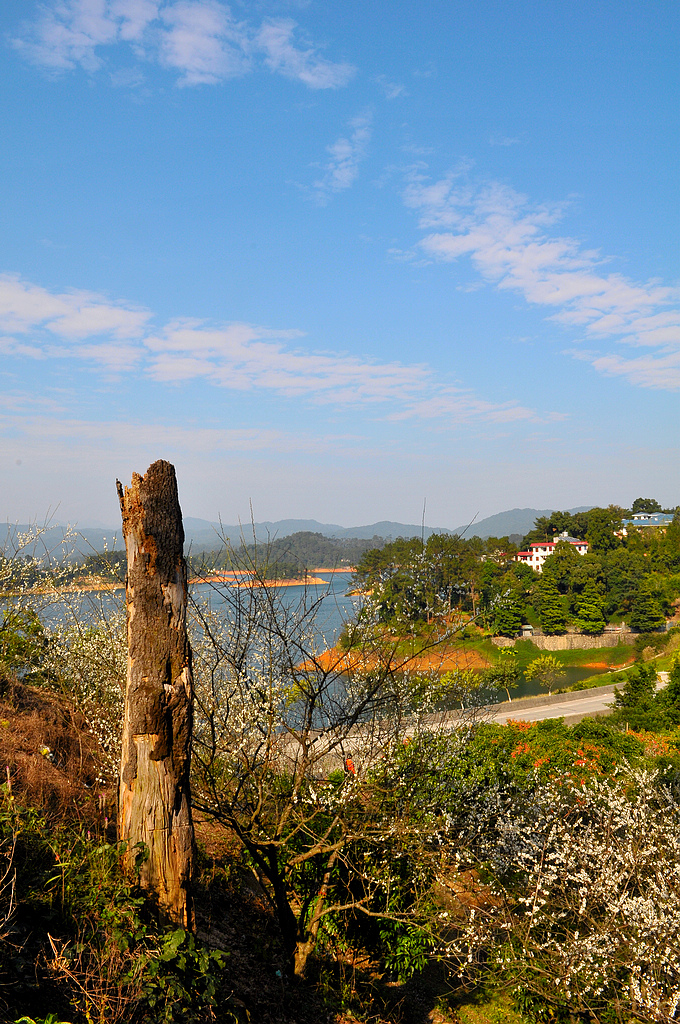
top-left (352, 503), bottom-right (680, 636)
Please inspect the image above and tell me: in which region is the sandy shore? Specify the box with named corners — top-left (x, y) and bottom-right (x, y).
top-left (191, 573), bottom-right (330, 588)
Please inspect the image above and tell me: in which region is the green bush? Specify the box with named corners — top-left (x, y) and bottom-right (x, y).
top-left (0, 788), bottom-right (229, 1024)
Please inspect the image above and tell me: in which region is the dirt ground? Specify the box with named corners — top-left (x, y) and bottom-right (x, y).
top-left (308, 645), bottom-right (491, 676)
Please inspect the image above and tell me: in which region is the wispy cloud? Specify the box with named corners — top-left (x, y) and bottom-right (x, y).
top-left (402, 172), bottom-right (680, 389)
top-left (11, 0), bottom-right (156, 72)
top-left (311, 112), bottom-right (372, 203)
top-left (158, 0), bottom-right (249, 85)
top-left (489, 133), bottom-right (522, 147)
top-left (387, 390), bottom-right (539, 425)
top-left (374, 74), bottom-right (407, 99)
top-left (573, 349), bottom-right (680, 391)
top-left (11, 0), bottom-right (355, 89)
top-left (145, 316), bottom-right (429, 405)
top-left (0, 272), bottom-right (543, 427)
top-left (0, 273), bottom-right (150, 344)
top-left (0, 409), bottom-right (341, 456)
top-left (256, 18), bottom-right (354, 90)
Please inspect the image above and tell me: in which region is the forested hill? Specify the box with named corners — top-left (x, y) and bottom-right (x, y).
top-left (191, 531), bottom-right (385, 577)
top-left (72, 531), bottom-right (382, 581)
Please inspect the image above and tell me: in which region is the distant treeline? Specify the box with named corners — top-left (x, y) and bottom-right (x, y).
top-left (73, 530), bottom-right (389, 582)
top-left (187, 531), bottom-right (387, 579)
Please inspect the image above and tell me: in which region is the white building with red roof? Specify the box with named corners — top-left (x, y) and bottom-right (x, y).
top-left (515, 531), bottom-right (588, 573)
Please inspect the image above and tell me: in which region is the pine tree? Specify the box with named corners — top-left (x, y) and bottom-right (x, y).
top-left (657, 659), bottom-right (680, 727)
top-left (630, 584), bottom-right (666, 633)
top-left (537, 573), bottom-right (567, 634)
top-left (613, 663), bottom-right (660, 730)
top-left (575, 580), bottom-right (606, 634)
top-left (492, 597), bottom-right (523, 637)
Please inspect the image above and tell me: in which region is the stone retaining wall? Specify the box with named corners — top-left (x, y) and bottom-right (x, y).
top-left (492, 631), bottom-right (638, 651)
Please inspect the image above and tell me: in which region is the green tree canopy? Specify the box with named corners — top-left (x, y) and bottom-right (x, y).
top-left (491, 596), bottom-right (524, 637)
top-left (523, 510), bottom-right (589, 545)
top-left (574, 579), bottom-right (606, 634)
top-left (612, 662), bottom-right (660, 730)
top-left (631, 497), bottom-right (663, 514)
top-left (630, 583), bottom-right (666, 633)
top-left (0, 605), bottom-right (46, 680)
top-left (585, 506), bottom-right (624, 555)
top-left (541, 540), bottom-right (582, 594)
top-left (525, 653), bottom-right (567, 695)
top-left (536, 573), bottom-right (567, 634)
top-left (483, 648), bottom-right (521, 701)
top-left (656, 658), bottom-right (680, 727)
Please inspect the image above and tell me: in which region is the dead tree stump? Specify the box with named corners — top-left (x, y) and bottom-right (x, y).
top-left (116, 460), bottom-right (194, 928)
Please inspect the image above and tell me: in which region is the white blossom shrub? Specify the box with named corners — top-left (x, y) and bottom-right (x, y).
top-left (441, 769), bottom-right (680, 1023)
top-left (44, 605), bottom-right (127, 783)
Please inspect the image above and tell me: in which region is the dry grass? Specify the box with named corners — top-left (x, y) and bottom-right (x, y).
top-left (0, 675), bottom-right (113, 823)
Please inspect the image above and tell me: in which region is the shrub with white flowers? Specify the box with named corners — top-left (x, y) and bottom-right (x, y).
top-left (439, 768), bottom-right (680, 1023)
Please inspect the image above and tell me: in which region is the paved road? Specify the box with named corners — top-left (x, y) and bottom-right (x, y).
top-left (491, 687), bottom-right (617, 725)
top-left (287, 673), bottom-right (670, 770)
top-left (489, 671), bottom-right (669, 726)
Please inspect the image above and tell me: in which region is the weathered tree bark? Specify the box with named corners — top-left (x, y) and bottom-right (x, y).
top-left (116, 460), bottom-right (194, 928)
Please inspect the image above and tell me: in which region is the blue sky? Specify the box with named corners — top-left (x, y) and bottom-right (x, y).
top-left (1, 0), bottom-right (678, 528)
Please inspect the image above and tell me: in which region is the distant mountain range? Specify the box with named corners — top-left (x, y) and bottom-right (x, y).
top-left (0, 506), bottom-right (594, 559)
top-left (452, 506), bottom-right (593, 540)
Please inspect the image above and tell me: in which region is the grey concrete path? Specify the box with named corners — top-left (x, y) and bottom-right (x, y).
top-left (488, 670), bottom-right (670, 726)
top-left (490, 685), bottom-right (617, 726)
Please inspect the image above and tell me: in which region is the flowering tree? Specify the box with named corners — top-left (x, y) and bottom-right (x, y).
top-left (189, 551), bottom-right (476, 977)
top-left (437, 768), bottom-right (680, 1023)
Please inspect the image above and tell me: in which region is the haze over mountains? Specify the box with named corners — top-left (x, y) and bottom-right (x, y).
top-left (1, 507), bottom-right (593, 560)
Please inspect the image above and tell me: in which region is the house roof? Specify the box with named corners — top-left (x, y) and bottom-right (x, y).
top-left (527, 535), bottom-right (585, 549)
top-left (622, 513), bottom-right (674, 527)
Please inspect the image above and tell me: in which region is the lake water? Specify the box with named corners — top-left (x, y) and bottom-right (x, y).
top-left (29, 570), bottom-right (614, 702)
top-left (498, 665), bottom-right (613, 703)
top-left (191, 575), bottom-right (613, 701)
top-left (190, 571), bottom-right (360, 647)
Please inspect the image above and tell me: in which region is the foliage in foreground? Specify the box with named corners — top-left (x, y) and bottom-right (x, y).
top-left (0, 785), bottom-right (230, 1024)
top-left (5, 522), bottom-right (680, 1022)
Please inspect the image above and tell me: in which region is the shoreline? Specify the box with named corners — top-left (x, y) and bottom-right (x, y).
top-left (193, 574), bottom-right (331, 588)
top-left (1, 572), bottom-right (351, 596)
top-left (1, 567), bottom-right (356, 598)
top-left (190, 566), bottom-right (354, 588)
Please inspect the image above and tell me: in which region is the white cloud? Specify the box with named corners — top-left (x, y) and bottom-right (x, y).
top-left (312, 113), bottom-right (372, 202)
top-left (573, 349), bottom-right (680, 391)
top-left (144, 316), bottom-right (426, 403)
top-left (0, 274), bottom-right (151, 339)
top-left (158, 0), bottom-right (249, 85)
top-left (387, 390), bottom-right (539, 425)
top-left (12, 1), bottom-right (355, 89)
top-left (11, 0), bottom-right (124, 72)
top-left (489, 133), bottom-right (522, 147)
top-left (403, 173), bottom-right (680, 389)
top-left (0, 410), bottom-right (338, 456)
top-left (109, 0), bottom-right (160, 41)
top-left (256, 18), bottom-right (354, 89)
top-left (0, 272), bottom-right (543, 426)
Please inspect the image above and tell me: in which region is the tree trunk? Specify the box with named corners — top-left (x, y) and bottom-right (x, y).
top-left (117, 460), bottom-right (194, 928)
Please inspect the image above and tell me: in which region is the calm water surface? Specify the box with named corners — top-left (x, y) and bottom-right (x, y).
top-left (32, 571), bottom-right (614, 701)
